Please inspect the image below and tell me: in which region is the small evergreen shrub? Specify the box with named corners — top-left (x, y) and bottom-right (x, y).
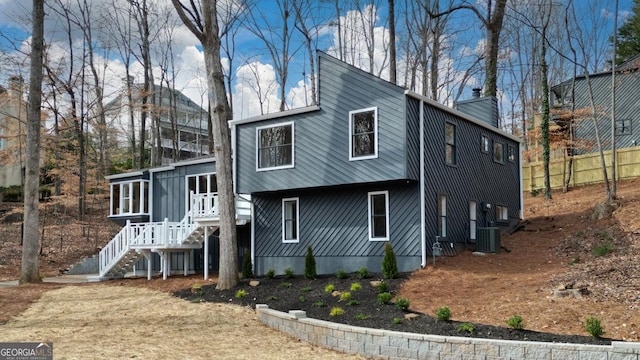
top-left (340, 291), bottom-right (352, 301)
top-left (300, 286), bottom-right (312, 292)
top-left (585, 317), bottom-right (605, 337)
top-left (279, 282), bottom-right (292, 288)
top-left (376, 281), bottom-right (389, 293)
top-left (266, 269), bottom-right (275, 279)
top-left (284, 267), bottom-right (295, 278)
top-left (506, 314), bottom-right (524, 330)
top-left (347, 300), bottom-right (360, 306)
top-left (357, 266), bottom-right (369, 279)
top-left (382, 242), bottom-right (398, 279)
top-left (377, 292), bottom-right (392, 304)
top-left (304, 246), bottom-right (317, 279)
top-left (324, 284), bottom-right (335, 293)
top-left (312, 301), bottom-right (325, 307)
top-left (329, 307), bottom-right (344, 317)
top-left (393, 317), bottom-right (404, 325)
top-left (354, 313), bottom-right (371, 320)
top-left (299, 295), bottom-right (305, 303)
top-left (350, 282), bottom-right (362, 291)
top-left (235, 289), bottom-right (247, 299)
top-left (435, 306), bottom-right (452, 321)
top-left (457, 323), bottom-right (474, 334)
top-left (335, 269), bottom-right (348, 279)
top-left (241, 250), bottom-right (253, 279)
top-left (394, 296), bottom-right (410, 311)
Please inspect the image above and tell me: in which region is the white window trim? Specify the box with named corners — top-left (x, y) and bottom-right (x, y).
top-left (368, 190), bottom-right (389, 241)
top-left (439, 195), bottom-right (447, 238)
top-left (497, 205), bottom-right (509, 222)
top-left (282, 197), bottom-right (300, 243)
top-left (109, 180), bottom-right (150, 217)
top-left (185, 172), bottom-right (217, 212)
top-left (349, 107), bottom-right (379, 161)
top-left (256, 121), bottom-right (295, 171)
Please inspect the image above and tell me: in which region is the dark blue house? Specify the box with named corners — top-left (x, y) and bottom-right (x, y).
top-left (231, 52), bottom-right (523, 276)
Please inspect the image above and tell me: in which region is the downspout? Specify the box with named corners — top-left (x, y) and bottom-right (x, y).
top-left (420, 99), bottom-right (427, 268)
top-left (519, 142), bottom-right (525, 221)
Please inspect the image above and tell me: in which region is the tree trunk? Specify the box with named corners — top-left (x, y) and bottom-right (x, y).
top-left (21, 0), bottom-right (45, 284)
top-left (388, 0), bottom-right (396, 84)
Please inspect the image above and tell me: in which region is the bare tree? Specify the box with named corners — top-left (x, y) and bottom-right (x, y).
top-left (21, 0), bottom-right (45, 284)
top-left (292, 0), bottom-right (323, 105)
top-left (171, 0), bottom-right (239, 290)
top-left (388, 0), bottom-right (396, 84)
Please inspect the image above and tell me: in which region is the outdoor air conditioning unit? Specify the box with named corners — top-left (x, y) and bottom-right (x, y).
top-left (476, 227), bottom-right (500, 253)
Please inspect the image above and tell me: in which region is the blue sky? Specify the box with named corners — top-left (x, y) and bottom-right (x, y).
top-left (0, 0), bottom-right (633, 122)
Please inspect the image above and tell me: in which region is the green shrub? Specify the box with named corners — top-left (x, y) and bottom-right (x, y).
top-left (382, 242), bottom-right (398, 279)
top-left (241, 250), bottom-right (253, 279)
top-left (235, 289), bottom-right (247, 299)
top-left (585, 317), bottom-right (605, 337)
top-left (394, 296), bottom-right (410, 311)
top-left (393, 317), bottom-right (404, 325)
top-left (266, 269), bottom-right (275, 279)
top-left (284, 267), bottom-right (295, 278)
top-left (377, 281), bottom-right (389, 293)
top-left (300, 286), bottom-right (312, 293)
top-left (279, 282), bottom-right (292, 288)
top-left (377, 292), bottom-right (392, 305)
top-left (457, 323), bottom-right (474, 334)
top-left (506, 314), bottom-right (524, 330)
top-left (324, 284), bottom-right (335, 293)
top-left (347, 300), bottom-right (360, 306)
top-left (329, 307), bottom-right (344, 317)
top-left (530, 188), bottom-right (541, 197)
top-left (335, 269), bottom-right (348, 279)
top-left (304, 246), bottom-right (317, 279)
top-left (312, 301), bottom-right (325, 307)
top-left (340, 291), bottom-right (352, 301)
top-left (190, 283), bottom-right (203, 296)
top-left (350, 282), bottom-right (362, 291)
top-left (354, 313), bottom-right (371, 320)
top-left (435, 306), bottom-right (452, 321)
top-left (592, 242), bottom-right (615, 257)
top-left (299, 295), bottom-right (305, 303)
top-left (357, 266), bottom-right (369, 279)
top-left (267, 295), bottom-right (278, 301)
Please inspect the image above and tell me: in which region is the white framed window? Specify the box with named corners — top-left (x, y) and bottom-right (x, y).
top-left (349, 107), bottom-right (378, 160)
top-left (282, 197), bottom-right (299, 243)
top-left (257, 122), bottom-right (294, 171)
top-left (368, 191), bottom-right (389, 241)
top-left (615, 119), bottom-right (632, 135)
top-left (481, 135), bottom-right (490, 153)
top-left (186, 172), bottom-right (217, 210)
top-left (469, 201), bottom-right (477, 241)
top-left (496, 205), bottom-right (508, 222)
top-left (445, 122), bottom-right (456, 165)
top-left (110, 180), bottom-right (150, 216)
top-left (507, 144), bottom-right (516, 162)
top-left (439, 195), bottom-right (447, 238)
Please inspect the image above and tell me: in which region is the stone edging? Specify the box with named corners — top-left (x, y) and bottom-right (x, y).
top-left (255, 304), bottom-right (640, 359)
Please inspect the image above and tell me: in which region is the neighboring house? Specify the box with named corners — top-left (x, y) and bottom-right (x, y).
top-left (231, 52), bottom-right (523, 276)
top-left (0, 76), bottom-right (27, 189)
top-left (546, 59), bottom-right (640, 160)
top-left (101, 52), bottom-right (522, 280)
top-left (105, 80), bottom-right (210, 165)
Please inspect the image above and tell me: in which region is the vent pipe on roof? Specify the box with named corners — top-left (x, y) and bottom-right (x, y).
top-left (472, 88), bottom-right (482, 99)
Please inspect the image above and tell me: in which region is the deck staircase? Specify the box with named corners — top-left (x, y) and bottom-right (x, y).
top-left (98, 193), bottom-right (251, 280)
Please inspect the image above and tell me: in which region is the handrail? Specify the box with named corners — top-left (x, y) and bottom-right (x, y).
top-left (191, 192), bottom-right (252, 219)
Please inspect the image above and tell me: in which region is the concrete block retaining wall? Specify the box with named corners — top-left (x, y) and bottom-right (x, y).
top-left (256, 304), bottom-right (640, 360)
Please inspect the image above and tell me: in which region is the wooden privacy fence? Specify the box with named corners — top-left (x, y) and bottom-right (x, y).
top-left (523, 146), bottom-right (640, 191)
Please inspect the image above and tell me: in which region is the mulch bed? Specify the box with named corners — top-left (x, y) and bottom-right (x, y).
top-left (174, 272), bottom-right (614, 346)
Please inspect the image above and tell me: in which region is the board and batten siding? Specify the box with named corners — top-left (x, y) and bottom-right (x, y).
top-left (414, 97), bottom-right (521, 254)
top-left (235, 52), bottom-right (415, 194)
top-left (253, 183), bottom-right (421, 276)
top-left (151, 161), bottom-right (215, 222)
